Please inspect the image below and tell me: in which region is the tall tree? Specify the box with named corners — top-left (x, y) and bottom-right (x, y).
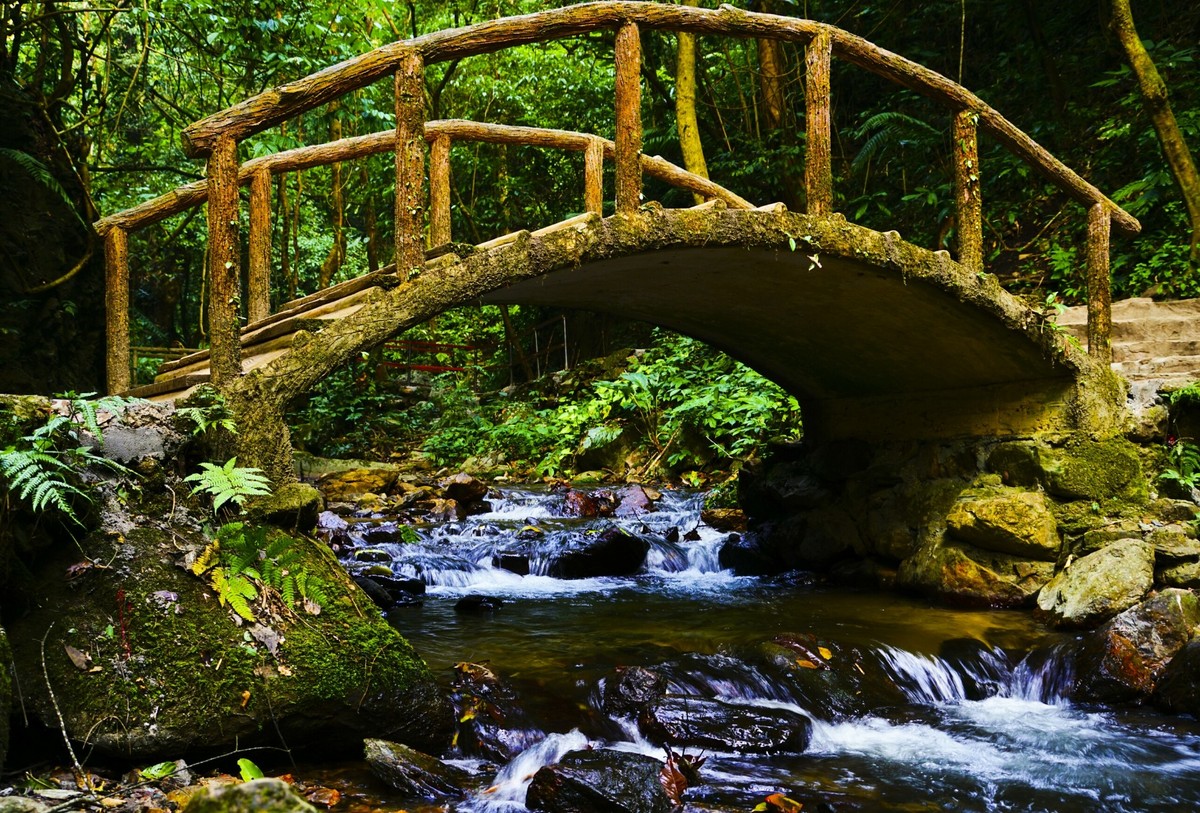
top-left (675, 0), bottom-right (708, 204)
top-left (1111, 0), bottom-right (1200, 266)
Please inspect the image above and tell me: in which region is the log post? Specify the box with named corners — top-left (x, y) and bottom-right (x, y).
top-left (104, 226), bottom-right (131, 394)
top-left (953, 109), bottom-right (983, 273)
top-left (614, 21), bottom-right (642, 214)
top-left (430, 133), bottom-right (452, 247)
top-left (248, 166), bottom-right (272, 323)
top-left (395, 50), bottom-right (426, 275)
top-left (805, 31), bottom-right (833, 216)
top-left (207, 134), bottom-right (242, 386)
top-left (585, 137), bottom-right (604, 214)
top-left (1086, 202), bottom-right (1113, 364)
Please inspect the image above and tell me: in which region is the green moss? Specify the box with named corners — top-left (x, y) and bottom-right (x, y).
top-left (1040, 437), bottom-right (1147, 503)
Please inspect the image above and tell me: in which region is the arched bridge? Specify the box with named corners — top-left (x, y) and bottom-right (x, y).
top-left (94, 1), bottom-right (1139, 480)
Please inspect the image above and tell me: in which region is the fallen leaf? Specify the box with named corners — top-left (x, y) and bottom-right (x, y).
top-left (796, 659), bottom-right (818, 670)
top-left (64, 644), bottom-right (92, 671)
top-left (817, 646), bottom-right (833, 660)
top-left (304, 787), bottom-right (341, 808)
top-left (764, 792), bottom-right (804, 813)
top-left (240, 690), bottom-right (251, 709)
top-left (277, 664), bottom-right (293, 676)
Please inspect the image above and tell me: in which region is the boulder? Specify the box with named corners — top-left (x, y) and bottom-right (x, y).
top-left (1147, 526), bottom-right (1200, 561)
top-left (1073, 588), bottom-right (1200, 703)
top-left (363, 739), bottom-right (472, 799)
top-left (6, 523), bottom-right (454, 760)
top-left (548, 528), bottom-right (649, 579)
top-left (562, 490), bottom-right (599, 518)
top-left (945, 489), bottom-right (1060, 560)
top-left (700, 508), bottom-right (746, 532)
top-left (1035, 539), bottom-right (1155, 628)
top-left (601, 666), bottom-right (667, 720)
top-left (182, 779), bottom-right (316, 813)
top-left (638, 695), bottom-right (811, 754)
top-left (439, 472), bottom-right (489, 504)
top-left (718, 533), bottom-right (783, 576)
top-left (526, 749), bottom-right (673, 813)
top-left (315, 467), bottom-right (399, 500)
top-left (1153, 639), bottom-right (1200, 716)
top-left (989, 438), bottom-right (1146, 502)
top-left (450, 662), bottom-right (542, 763)
top-left (245, 482), bottom-right (322, 531)
top-left (897, 539), bottom-right (1054, 607)
top-left (613, 485), bottom-right (655, 518)
top-left (1159, 560), bottom-right (1200, 589)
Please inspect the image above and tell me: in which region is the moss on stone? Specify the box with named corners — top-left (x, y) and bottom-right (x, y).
top-left (1040, 437), bottom-right (1147, 503)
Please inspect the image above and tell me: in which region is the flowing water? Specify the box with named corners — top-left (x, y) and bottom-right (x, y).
top-left (332, 487), bottom-right (1200, 812)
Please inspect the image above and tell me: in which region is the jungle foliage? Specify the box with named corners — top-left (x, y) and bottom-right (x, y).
top-left (4, 0), bottom-right (1199, 474)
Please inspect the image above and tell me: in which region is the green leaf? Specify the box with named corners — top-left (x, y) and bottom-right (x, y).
top-left (237, 758), bottom-right (264, 781)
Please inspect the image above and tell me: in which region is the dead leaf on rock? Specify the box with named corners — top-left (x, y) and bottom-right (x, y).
top-left (304, 787), bottom-right (342, 808)
top-left (64, 644), bottom-right (92, 671)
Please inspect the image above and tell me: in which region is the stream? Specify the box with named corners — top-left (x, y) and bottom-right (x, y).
top-left (328, 486), bottom-right (1200, 812)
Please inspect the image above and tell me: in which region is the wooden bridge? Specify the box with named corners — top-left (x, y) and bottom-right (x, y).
top-left (93, 1), bottom-right (1141, 480)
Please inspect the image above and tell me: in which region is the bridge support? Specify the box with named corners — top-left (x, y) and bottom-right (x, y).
top-left (206, 135), bottom-right (242, 386)
top-left (394, 50), bottom-right (426, 274)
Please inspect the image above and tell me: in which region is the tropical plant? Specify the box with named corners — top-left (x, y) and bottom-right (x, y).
top-left (175, 386), bottom-right (238, 437)
top-left (1161, 439), bottom-right (1200, 491)
top-left (184, 458), bottom-right (272, 514)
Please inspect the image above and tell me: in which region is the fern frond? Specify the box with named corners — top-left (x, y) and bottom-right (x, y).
top-left (192, 541), bottom-right (221, 575)
top-left (211, 568), bottom-right (258, 622)
top-left (0, 148), bottom-right (84, 225)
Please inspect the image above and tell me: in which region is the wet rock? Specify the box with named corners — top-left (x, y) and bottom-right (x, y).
top-left (368, 573), bottom-right (426, 598)
top-left (364, 739), bottom-right (471, 799)
top-left (315, 468), bottom-right (399, 500)
top-left (440, 472), bottom-right (489, 504)
top-left (1073, 588), bottom-right (1200, 704)
top-left (450, 662), bottom-right (543, 762)
top-left (701, 508), bottom-right (746, 532)
top-left (1152, 640), bottom-right (1200, 715)
top-left (526, 748), bottom-right (673, 813)
top-left (897, 539), bottom-right (1054, 607)
top-left (182, 779), bottom-right (316, 813)
top-left (1035, 539), bottom-right (1155, 628)
top-left (639, 695), bottom-right (811, 754)
top-left (718, 533), bottom-right (782, 576)
top-left (945, 489), bottom-right (1060, 560)
top-left (493, 553), bottom-right (530, 576)
top-left (548, 528), bottom-right (649, 579)
top-left (795, 506), bottom-right (860, 568)
top-left (563, 490), bottom-right (600, 517)
top-left (939, 639), bottom-right (1014, 700)
top-left (455, 595), bottom-right (503, 613)
top-left (353, 548), bottom-right (392, 563)
top-left (614, 485), bottom-right (655, 518)
top-left (1077, 519), bottom-right (1144, 556)
top-left (601, 666), bottom-right (667, 719)
top-left (353, 576), bottom-right (394, 610)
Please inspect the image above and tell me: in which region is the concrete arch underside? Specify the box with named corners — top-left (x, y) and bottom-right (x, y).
top-left (229, 207), bottom-right (1124, 464)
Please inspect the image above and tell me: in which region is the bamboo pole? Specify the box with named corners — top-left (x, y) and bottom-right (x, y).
top-left (207, 134), bottom-right (242, 386)
top-left (584, 137), bottom-right (604, 214)
top-left (248, 166), bottom-right (272, 323)
top-left (395, 50), bottom-right (427, 275)
top-left (104, 227), bottom-right (131, 394)
top-left (805, 31), bottom-right (832, 216)
top-left (953, 109), bottom-right (983, 273)
top-left (1086, 202), bottom-right (1113, 363)
top-left (430, 133), bottom-right (452, 246)
top-left (614, 21), bottom-right (643, 214)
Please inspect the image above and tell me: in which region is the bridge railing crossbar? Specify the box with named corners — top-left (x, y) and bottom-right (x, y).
top-left (96, 0), bottom-right (1140, 396)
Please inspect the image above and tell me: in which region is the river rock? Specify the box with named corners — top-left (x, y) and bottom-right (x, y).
top-left (243, 483), bottom-right (322, 531)
top-left (614, 485), bottom-right (655, 517)
top-left (6, 521), bottom-right (454, 760)
top-left (315, 468), bottom-right (399, 500)
top-left (364, 739), bottom-right (471, 799)
top-left (638, 695), bottom-right (811, 754)
top-left (450, 662), bottom-right (542, 762)
top-left (1152, 639), bottom-right (1200, 716)
top-left (701, 508), bottom-right (746, 532)
top-left (897, 538), bottom-right (1054, 607)
top-left (440, 472), bottom-right (488, 504)
top-left (1035, 539), bottom-right (1155, 628)
top-left (182, 779), bottom-right (316, 813)
top-left (601, 666), bottom-right (668, 719)
top-left (548, 528), bottom-right (649, 579)
top-left (718, 532), bottom-right (784, 576)
top-left (1072, 588), bottom-right (1200, 704)
top-left (563, 489), bottom-right (600, 517)
top-left (1159, 560), bottom-right (1200, 589)
top-left (526, 748), bottom-right (673, 813)
top-left (1147, 526), bottom-right (1200, 560)
top-left (945, 489), bottom-right (1060, 560)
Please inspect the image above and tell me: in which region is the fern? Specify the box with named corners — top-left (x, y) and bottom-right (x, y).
top-left (851, 111), bottom-right (940, 176)
top-left (185, 457), bottom-right (272, 513)
top-left (197, 522), bottom-right (327, 619)
top-left (175, 386), bottom-right (238, 437)
top-left (0, 149), bottom-right (85, 226)
top-left (211, 568), bottom-right (258, 622)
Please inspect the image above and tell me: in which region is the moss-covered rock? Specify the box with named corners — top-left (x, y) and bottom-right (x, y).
top-left (1035, 539), bottom-right (1155, 628)
top-left (987, 437), bottom-right (1148, 503)
top-left (183, 779), bottom-right (316, 813)
top-left (0, 394), bottom-right (53, 446)
top-left (6, 521), bottom-right (453, 760)
top-left (896, 538), bottom-right (1054, 607)
top-left (945, 488), bottom-right (1060, 560)
top-left (1159, 560), bottom-right (1200, 589)
top-left (245, 482), bottom-right (323, 531)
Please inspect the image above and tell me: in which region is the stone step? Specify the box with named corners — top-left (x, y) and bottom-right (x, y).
top-left (1056, 297), bottom-right (1200, 326)
top-left (1114, 339), bottom-right (1200, 363)
top-left (1112, 355), bottom-right (1200, 382)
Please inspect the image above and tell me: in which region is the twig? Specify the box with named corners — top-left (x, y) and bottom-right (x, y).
top-left (40, 623), bottom-right (91, 792)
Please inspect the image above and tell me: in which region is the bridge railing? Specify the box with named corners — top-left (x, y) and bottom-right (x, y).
top-left (96, 0), bottom-right (1140, 395)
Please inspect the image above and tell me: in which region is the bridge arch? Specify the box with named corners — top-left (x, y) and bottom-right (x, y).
top-left (218, 207), bottom-right (1123, 483)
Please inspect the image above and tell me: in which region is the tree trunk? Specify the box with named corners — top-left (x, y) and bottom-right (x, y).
top-left (676, 0), bottom-right (709, 205)
top-left (1111, 0), bottom-right (1200, 266)
top-left (318, 105), bottom-right (346, 288)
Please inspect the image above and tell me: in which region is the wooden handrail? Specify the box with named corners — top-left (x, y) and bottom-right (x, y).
top-left (177, 0), bottom-right (1137, 236)
top-left (94, 120), bottom-right (752, 237)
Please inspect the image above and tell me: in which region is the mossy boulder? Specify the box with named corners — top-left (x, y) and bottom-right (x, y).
top-left (182, 779), bottom-right (316, 813)
top-left (7, 522), bottom-right (453, 760)
top-left (945, 488), bottom-right (1060, 560)
top-left (987, 437), bottom-right (1147, 503)
top-left (896, 538), bottom-right (1055, 607)
top-left (1035, 539), bottom-right (1155, 628)
top-left (0, 394), bottom-right (53, 446)
top-left (245, 482), bottom-right (323, 531)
